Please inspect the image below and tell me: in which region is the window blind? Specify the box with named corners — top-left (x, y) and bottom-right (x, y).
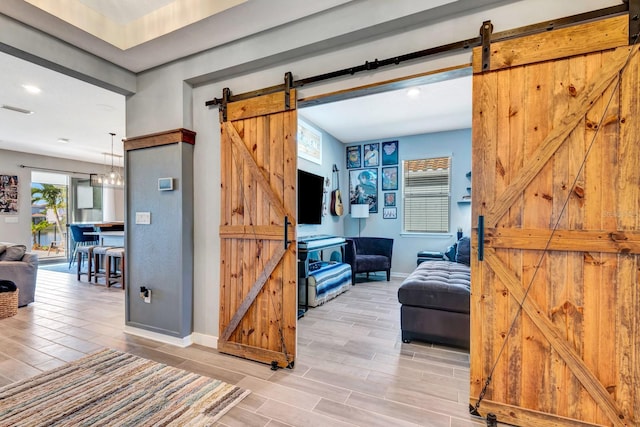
top-left (403, 157), bottom-right (450, 233)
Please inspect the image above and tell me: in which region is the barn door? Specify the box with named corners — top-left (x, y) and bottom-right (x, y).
top-left (470, 15), bottom-right (639, 427)
top-left (218, 89), bottom-right (297, 368)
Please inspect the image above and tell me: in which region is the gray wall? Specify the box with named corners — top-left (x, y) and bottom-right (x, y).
top-left (125, 142), bottom-right (193, 338)
top-left (131, 0), bottom-right (616, 342)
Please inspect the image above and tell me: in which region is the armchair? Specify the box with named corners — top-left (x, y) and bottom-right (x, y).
top-left (344, 237), bottom-right (393, 283)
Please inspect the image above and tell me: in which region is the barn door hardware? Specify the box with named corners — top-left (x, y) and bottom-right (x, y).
top-left (284, 72), bottom-right (293, 110)
top-left (480, 21), bottom-right (493, 72)
top-left (477, 215), bottom-right (484, 261)
top-left (628, 0), bottom-right (640, 44)
top-left (283, 216), bottom-right (292, 249)
top-left (217, 87), bottom-right (231, 122)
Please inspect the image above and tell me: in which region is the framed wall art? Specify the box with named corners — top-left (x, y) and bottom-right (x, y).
top-left (381, 140), bottom-right (399, 165)
top-left (0, 174), bottom-right (19, 214)
top-left (383, 207), bottom-right (397, 219)
top-left (363, 143), bottom-right (379, 167)
top-left (349, 168), bottom-right (378, 213)
top-left (384, 192), bottom-right (396, 207)
top-left (346, 145), bottom-right (361, 169)
top-left (382, 166), bottom-right (398, 190)
top-left (297, 119), bottom-right (323, 164)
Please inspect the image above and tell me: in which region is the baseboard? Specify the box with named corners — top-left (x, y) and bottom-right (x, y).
top-left (123, 325), bottom-right (193, 348)
top-left (191, 332), bottom-right (218, 349)
top-left (391, 272), bottom-right (409, 279)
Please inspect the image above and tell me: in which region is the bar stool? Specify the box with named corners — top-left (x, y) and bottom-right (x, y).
top-left (76, 245), bottom-right (96, 282)
top-left (93, 246), bottom-right (113, 285)
top-left (105, 248), bottom-right (125, 289)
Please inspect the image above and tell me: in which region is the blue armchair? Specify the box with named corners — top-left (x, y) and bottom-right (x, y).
top-left (344, 237), bottom-right (393, 283)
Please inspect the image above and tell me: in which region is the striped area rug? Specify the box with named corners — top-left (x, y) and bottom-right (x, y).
top-left (0, 348), bottom-right (250, 426)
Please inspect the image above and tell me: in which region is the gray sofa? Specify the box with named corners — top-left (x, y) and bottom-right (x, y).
top-left (397, 237), bottom-right (470, 349)
top-left (0, 243), bottom-right (38, 307)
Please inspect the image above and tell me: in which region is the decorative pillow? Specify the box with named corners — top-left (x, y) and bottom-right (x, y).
top-left (455, 237), bottom-right (470, 266)
top-left (0, 244), bottom-right (6, 256)
top-left (1, 244), bottom-right (26, 261)
top-left (443, 243), bottom-right (457, 261)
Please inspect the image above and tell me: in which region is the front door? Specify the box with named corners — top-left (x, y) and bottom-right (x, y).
top-left (218, 90), bottom-right (298, 368)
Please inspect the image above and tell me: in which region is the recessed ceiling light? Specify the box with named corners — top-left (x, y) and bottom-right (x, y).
top-left (22, 84), bottom-right (41, 94)
top-left (1, 104), bottom-right (34, 115)
top-left (57, 138), bottom-right (70, 144)
top-left (406, 87), bottom-right (421, 98)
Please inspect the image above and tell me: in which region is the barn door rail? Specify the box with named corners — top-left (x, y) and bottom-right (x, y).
top-left (206, 4), bottom-right (628, 111)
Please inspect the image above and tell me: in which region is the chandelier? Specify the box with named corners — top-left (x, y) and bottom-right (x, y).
top-left (90, 132), bottom-right (124, 188)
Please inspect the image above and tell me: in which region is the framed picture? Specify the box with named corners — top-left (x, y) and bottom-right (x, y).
top-left (0, 174), bottom-right (19, 214)
top-left (381, 140), bottom-right (399, 165)
top-left (346, 145), bottom-right (361, 169)
top-left (383, 207), bottom-right (397, 219)
top-left (382, 166), bottom-right (398, 190)
top-left (363, 143), bottom-right (379, 167)
top-left (349, 168), bottom-right (378, 213)
top-left (384, 192), bottom-right (396, 207)
top-left (297, 119), bottom-right (322, 164)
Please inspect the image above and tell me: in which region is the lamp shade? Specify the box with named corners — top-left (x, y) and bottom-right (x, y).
top-left (351, 204), bottom-right (370, 218)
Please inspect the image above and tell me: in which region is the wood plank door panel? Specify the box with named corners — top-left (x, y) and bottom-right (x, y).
top-left (470, 15), bottom-right (639, 427)
top-left (219, 91), bottom-right (297, 368)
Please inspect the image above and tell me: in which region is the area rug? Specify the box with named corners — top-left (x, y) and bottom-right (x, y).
top-left (0, 348), bottom-right (250, 426)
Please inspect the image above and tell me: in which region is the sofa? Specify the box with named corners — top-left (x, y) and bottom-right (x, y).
top-left (397, 237), bottom-right (470, 349)
top-left (0, 242), bottom-right (38, 307)
top-left (344, 237), bottom-right (393, 284)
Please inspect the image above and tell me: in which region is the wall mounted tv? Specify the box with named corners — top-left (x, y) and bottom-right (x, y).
top-left (297, 169), bottom-right (324, 225)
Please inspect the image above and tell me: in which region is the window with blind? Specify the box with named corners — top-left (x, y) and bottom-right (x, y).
top-left (402, 157), bottom-right (450, 233)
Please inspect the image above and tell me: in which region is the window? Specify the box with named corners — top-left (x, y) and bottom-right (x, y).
top-left (402, 157), bottom-right (450, 233)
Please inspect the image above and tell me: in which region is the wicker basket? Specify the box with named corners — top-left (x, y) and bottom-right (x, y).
top-left (0, 288), bottom-right (19, 319)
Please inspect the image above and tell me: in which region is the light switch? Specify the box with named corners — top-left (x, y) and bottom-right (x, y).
top-left (135, 212), bottom-right (151, 224)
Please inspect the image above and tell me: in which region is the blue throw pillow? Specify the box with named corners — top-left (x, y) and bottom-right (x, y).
top-left (455, 237), bottom-right (470, 266)
top-left (443, 243), bottom-right (457, 261)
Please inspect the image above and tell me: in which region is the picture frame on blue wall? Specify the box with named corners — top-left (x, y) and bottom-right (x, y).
top-left (381, 140), bottom-right (398, 165)
top-left (383, 207), bottom-right (397, 219)
top-left (346, 145), bottom-right (361, 169)
top-left (349, 168), bottom-right (378, 213)
top-left (384, 192), bottom-right (395, 207)
top-left (381, 166), bottom-right (398, 190)
top-left (363, 143), bottom-right (379, 167)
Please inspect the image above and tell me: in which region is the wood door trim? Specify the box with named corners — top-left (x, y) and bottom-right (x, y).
top-left (485, 46), bottom-right (636, 227)
top-left (484, 248), bottom-right (628, 426)
top-left (220, 245), bottom-right (287, 342)
top-left (484, 228), bottom-right (640, 254)
top-left (224, 121), bottom-right (287, 220)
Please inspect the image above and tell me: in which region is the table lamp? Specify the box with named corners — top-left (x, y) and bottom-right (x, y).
top-left (351, 204), bottom-right (369, 237)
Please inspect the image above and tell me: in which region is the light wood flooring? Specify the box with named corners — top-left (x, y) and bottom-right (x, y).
top-left (0, 269), bottom-right (485, 427)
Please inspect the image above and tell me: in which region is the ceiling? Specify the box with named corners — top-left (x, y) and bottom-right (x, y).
top-left (0, 0), bottom-right (471, 165)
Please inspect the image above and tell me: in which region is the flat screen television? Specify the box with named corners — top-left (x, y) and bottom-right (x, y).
top-left (297, 169), bottom-right (324, 225)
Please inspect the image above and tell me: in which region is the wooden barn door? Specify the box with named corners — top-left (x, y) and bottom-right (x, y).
top-left (470, 15), bottom-right (639, 427)
top-left (218, 90), bottom-right (297, 368)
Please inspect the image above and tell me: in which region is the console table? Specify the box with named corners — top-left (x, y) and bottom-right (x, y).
top-left (297, 235), bottom-right (346, 317)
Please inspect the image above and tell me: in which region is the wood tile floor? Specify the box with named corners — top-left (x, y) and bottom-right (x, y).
top-left (0, 269), bottom-right (486, 427)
